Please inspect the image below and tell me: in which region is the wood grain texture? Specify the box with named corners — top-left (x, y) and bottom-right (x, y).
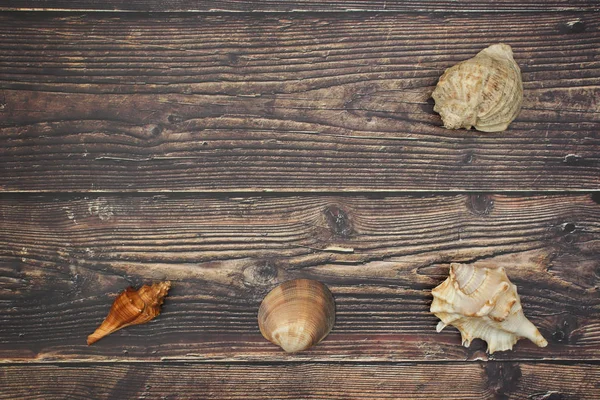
top-left (1, 194), bottom-right (598, 362)
top-left (1, 0), bottom-right (598, 12)
top-left (1, 13), bottom-right (599, 192)
top-left (1, 362), bottom-right (599, 399)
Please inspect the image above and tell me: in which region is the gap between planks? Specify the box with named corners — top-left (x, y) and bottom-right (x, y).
top-left (0, 9), bottom-right (598, 13)
top-left (0, 189), bottom-right (598, 197)
top-left (2, 359), bottom-right (600, 365)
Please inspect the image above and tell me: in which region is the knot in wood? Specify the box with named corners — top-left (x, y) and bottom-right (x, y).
top-left (323, 205), bottom-right (354, 238)
top-left (563, 154), bottom-right (582, 165)
top-left (554, 222), bottom-right (580, 246)
top-left (484, 362), bottom-right (522, 397)
top-left (243, 260), bottom-right (278, 287)
top-left (462, 151), bottom-right (475, 164)
top-left (149, 125), bottom-right (163, 137)
top-left (466, 194), bottom-right (494, 216)
top-left (167, 114), bottom-right (184, 124)
top-left (559, 19), bottom-right (586, 34)
top-left (560, 222), bottom-right (577, 234)
top-left (551, 315), bottom-right (579, 344)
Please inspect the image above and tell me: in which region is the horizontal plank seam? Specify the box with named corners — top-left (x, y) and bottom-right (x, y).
top-left (0, 9), bottom-right (598, 14)
top-left (2, 360), bottom-right (600, 366)
top-left (0, 190), bottom-right (597, 196)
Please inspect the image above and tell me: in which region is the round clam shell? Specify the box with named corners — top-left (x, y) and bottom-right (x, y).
top-left (258, 279), bottom-right (335, 353)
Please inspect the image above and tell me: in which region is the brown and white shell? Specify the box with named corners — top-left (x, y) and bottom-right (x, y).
top-left (258, 279), bottom-right (335, 353)
top-left (432, 43), bottom-right (523, 132)
top-left (430, 264), bottom-right (547, 353)
top-left (87, 281), bottom-right (171, 345)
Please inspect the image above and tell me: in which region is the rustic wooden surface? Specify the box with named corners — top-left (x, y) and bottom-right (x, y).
top-left (1, 13), bottom-right (599, 192)
top-left (1, 0), bottom-right (598, 12)
top-left (1, 1), bottom-right (599, 398)
top-left (2, 362), bottom-right (600, 400)
top-left (1, 194), bottom-right (599, 363)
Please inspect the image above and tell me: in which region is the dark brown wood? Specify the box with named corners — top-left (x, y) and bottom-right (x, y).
top-left (1, 13), bottom-right (599, 192)
top-left (1, 362), bottom-right (599, 399)
top-left (1, 194), bottom-right (598, 362)
top-left (1, 4), bottom-right (599, 398)
top-left (1, 0), bottom-right (598, 12)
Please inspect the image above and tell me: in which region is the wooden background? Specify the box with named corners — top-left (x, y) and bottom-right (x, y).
top-left (0, 1), bottom-right (599, 399)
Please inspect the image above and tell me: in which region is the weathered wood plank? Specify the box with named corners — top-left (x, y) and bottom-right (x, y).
top-left (0, 0), bottom-right (598, 12)
top-left (1, 362), bottom-right (599, 399)
top-left (1, 13), bottom-right (598, 192)
top-left (0, 194), bottom-right (598, 361)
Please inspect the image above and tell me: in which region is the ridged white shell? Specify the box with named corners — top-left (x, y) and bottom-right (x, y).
top-left (432, 43), bottom-right (523, 132)
top-left (431, 263), bottom-right (547, 353)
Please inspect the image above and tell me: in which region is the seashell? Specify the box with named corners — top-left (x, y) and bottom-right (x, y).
top-left (432, 43), bottom-right (523, 132)
top-left (258, 279), bottom-right (335, 353)
top-left (87, 281), bottom-right (171, 345)
top-left (430, 264), bottom-right (547, 353)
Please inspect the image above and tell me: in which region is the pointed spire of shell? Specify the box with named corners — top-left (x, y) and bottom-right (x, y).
top-left (87, 281), bottom-right (171, 345)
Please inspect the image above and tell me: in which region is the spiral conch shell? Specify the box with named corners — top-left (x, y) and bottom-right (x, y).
top-left (87, 281), bottom-right (171, 345)
top-left (258, 279), bottom-right (335, 353)
top-left (432, 43), bottom-right (523, 132)
top-left (430, 264), bottom-right (547, 353)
